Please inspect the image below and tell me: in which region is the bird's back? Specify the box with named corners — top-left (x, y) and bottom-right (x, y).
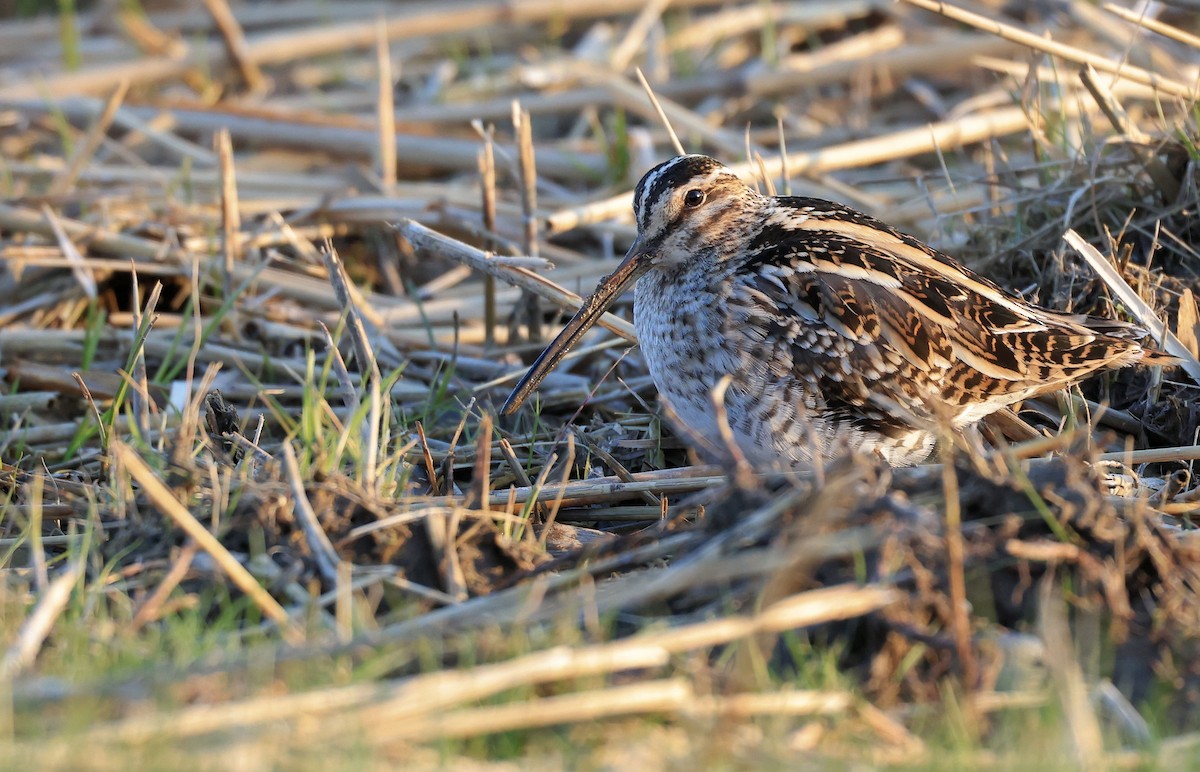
top-left (724, 197), bottom-right (1165, 429)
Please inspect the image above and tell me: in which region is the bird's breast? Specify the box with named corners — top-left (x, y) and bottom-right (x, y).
top-left (632, 269), bottom-right (735, 440)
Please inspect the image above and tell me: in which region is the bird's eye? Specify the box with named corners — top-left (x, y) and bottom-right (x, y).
top-left (683, 189), bottom-right (706, 208)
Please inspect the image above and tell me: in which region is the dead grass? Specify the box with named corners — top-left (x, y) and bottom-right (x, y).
top-left (1, 0), bottom-right (1199, 767)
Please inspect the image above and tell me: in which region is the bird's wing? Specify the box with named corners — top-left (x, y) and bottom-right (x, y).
top-left (725, 223), bottom-right (1148, 426)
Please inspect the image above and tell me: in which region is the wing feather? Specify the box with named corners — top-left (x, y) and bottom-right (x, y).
top-left (728, 215), bottom-right (1154, 427)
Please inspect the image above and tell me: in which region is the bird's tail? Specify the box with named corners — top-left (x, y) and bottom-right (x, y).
top-left (1136, 345), bottom-right (1180, 366)
top-left (1078, 315), bottom-right (1178, 368)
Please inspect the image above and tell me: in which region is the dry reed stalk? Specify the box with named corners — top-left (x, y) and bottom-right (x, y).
top-left (676, 533), bottom-right (889, 615)
top-left (574, 428), bottom-right (662, 507)
top-left (321, 245), bottom-right (382, 380)
top-left (668, 0), bottom-right (877, 50)
top-left (116, 8), bottom-right (188, 65)
top-left (344, 507), bottom-right (543, 543)
top-left (776, 25), bottom-right (906, 86)
top-left (513, 102), bottom-right (543, 340)
top-left (496, 435), bottom-right (550, 522)
top-left (1103, 3), bottom-right (1200, 49)
top-left (281, 442), bottom-right (342, 586)
top-left (130, 543), bottom-right (200, 632)
top-left (215, 129), bottom-right (241, 300)
top-left (1178, 289), bottom-right (1200, 356)
top-left (0, 560), bottom-right (82, 679)
top-left (2, 417), bottom-right (138, 447)
top-left (654, 584), bottom-right (900, 649)
top-left (625, 67), bottom-right (717, 156)
top-left (466, 413), bottom-right (493, 510)
top-left (335, 561), bottom-right (353, 644)
top-left (127, 276), bottom-right (160, 440)
top-left (6, 361), bottom-right (132, 403)
top-left (1078, 66), bottom-right (1182, 199)
top-left (0, 13), bottom-right (61, 54)
top-left (0, 53), bottom-right (196, 100)
top-left (228, 0), bottom-right (727, 69)
top-left (74, 681), bottom-right (399, 745)
top-left (479, 134), bottom-right (499, 347)
top-left (380, 573), bottom-right (461, 609)
top-left (395, 219), bottom-right (634, 340)
top-left (39, 205), bottom-right (97, 300)
top-left (202, 0), bottom-right (267, 95)
top-left (318, 322), bottom-right (358, 409)
top-left (370, 678), bottom-right (695, 741)
top-left (1094, 446), bottom-right (1200, 464)
top-left (375, 19), bottom-right (397, 193)
top-left (1006, 539), bottom-right (1081, 563)
top-left (610, 0), bottom-right (672, 71)
top-left (0, 392), bottom-right (60, 414)
top-left (537, 432), bottom-right (576, 542)
top-left (884, 185), bottom-right (987, 227)
top-left (484, 471), bottom-right (727, 508)
top-left (741, 102), bottom-right (1091, 184)
top-left (973, 690), bottom-right (1050, 712)
top-left (855, 702), bottom-right (927, 757)
top-left (414, 422), bottom-right (440, 496)
top-left (429, 507), bottom-right (469, 602)
top-left (940, 452), bottom-right (980, 729)
top-left (1037, 573), bottom-right (1106, 769)
top-left (0, 3), bottom-right (436, 98)
top-left (559, 505), bottom-right (667, 521)
top-left (47, 79), bottom-right (128, 197)
top-left (690, 689), bottom-right (854, 718)
top-left (405, 85), bottom-right (637, 125)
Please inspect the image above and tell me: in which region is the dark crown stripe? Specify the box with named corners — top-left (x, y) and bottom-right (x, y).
top-left (634, 155), bottom-right (721, 229)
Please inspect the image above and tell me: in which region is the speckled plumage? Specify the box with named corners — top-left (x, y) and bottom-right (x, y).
top-left (503, 155), bottom-right (1172, 467)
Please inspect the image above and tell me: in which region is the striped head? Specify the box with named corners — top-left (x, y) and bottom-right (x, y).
top-left (630, 155), bottom-right (762, 269)
top-left (501, 155), bottom-right (756, 416)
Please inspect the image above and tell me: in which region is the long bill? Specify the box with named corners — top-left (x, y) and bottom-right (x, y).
top-left (500, 242), bottom-right (652, 416)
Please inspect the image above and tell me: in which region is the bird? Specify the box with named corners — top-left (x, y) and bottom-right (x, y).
top-left (501, 154), bottom-right (1173, 468)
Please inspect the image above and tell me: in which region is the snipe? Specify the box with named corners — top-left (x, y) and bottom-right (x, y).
top-left (502, 155), bottom-right (1172, 467)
